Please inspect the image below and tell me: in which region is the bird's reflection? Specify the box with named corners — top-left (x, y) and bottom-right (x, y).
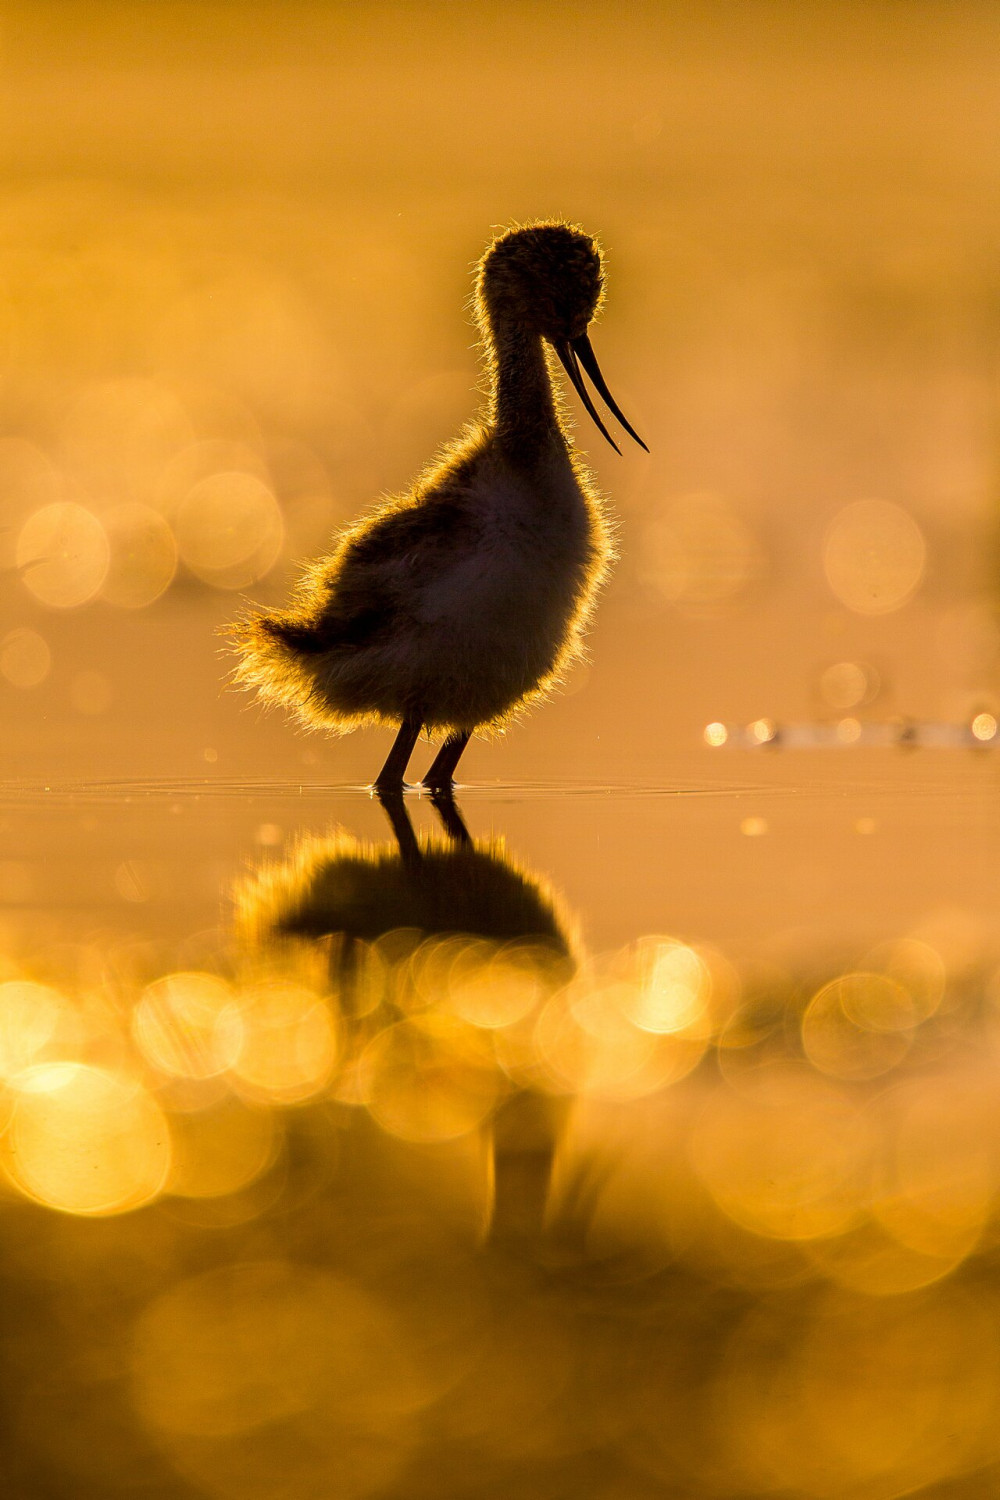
top-left (239, 789), bottom-right (574, 1003)
top-left (236, 789), bottom-right (577, 1243)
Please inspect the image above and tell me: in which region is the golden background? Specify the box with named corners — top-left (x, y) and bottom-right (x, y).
top-left (2, 1), bottom-right (998, 782)
top-left (1, 6), bottom-right (1000, 1498)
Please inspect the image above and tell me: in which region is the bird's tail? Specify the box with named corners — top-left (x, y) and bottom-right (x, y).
top-left (227, 610), bottom-right (329, 699)
top-left (254, 615), bottom-right (329, 655)
top-left (226, 604), bottom-right (375, 732)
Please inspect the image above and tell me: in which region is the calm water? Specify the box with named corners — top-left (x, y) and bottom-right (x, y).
top-left (0, 770), bottom-right (998, 1497)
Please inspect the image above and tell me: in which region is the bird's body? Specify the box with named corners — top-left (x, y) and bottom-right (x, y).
top-left (231, 221), bottom-right (645, 788)
top-left (241, 430), bottom-right (603, 734)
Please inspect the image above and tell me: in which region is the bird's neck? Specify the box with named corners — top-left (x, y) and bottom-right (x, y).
top-left (486, 315), bottom-right (565, 465)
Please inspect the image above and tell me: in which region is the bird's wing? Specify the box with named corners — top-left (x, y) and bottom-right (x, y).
top-left (312, 497), bottom-right (479, 644)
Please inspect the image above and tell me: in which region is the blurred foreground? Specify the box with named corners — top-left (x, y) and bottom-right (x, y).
top-left (1, 779), bottom-right (1000, 1497)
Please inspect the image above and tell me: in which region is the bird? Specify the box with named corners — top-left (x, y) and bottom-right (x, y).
top-left (230, 220), bottom-right (647, 791)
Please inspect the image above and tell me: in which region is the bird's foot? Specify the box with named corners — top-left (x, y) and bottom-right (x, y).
top-left (372, 778), bottom-right (417, 797)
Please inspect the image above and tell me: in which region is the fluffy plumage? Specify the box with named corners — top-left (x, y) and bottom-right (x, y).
top-left (230, 221), bottom-right (643, 783)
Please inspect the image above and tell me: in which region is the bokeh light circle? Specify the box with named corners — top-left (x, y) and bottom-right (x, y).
top-left (0, 627), bottom-right (51, 688)
top-left (131, 1261), bottom-right (421, 1499)
top-left (230, 983), bottom-right (337, 1104)
top-left (802, 973), bottom-right (914, 1081)
top-left (101, 502), bottom-right (178, 608)
top-left (2, 1063), bottom-right (171, 1215)
top-left (818, 660), bottom-right (879, 711)
top-left (17, 501), bottom-right (110, 607)
top-left (444, 940), bottom-right (558, 1031)
top-left (134, 972), bottom-right (243, 1081)
top-left (0, 979), bottom-right (64, 1075)
top-left (174, 471), bottom-right (283, 589)
top-left (691, 1067), bottom-right (868, 1241)
top-left (641, 492), bottom-right (764, 615)
top-left (823, 499), bottom-right (926, 615)
top-left (359, 1015), bottom-right (501, 1142)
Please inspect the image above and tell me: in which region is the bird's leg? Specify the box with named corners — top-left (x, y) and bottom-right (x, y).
top-left (422, 730), bottom-right (472, 791)
top-left (375, 785), bottom-right (422, 871)
top-left (373, 715), bottom-right (422, 793)
top-left (429, 786), bottom-right (472, 847)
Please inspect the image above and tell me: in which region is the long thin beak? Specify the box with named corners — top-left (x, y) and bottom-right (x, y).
top-left (553, 334), bottom-right (649, 454)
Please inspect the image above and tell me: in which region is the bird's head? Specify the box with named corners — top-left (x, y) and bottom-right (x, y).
top-left (480, 223), bottom-right (603, 341)
top-left (477, 221), bottom-right (647, 454)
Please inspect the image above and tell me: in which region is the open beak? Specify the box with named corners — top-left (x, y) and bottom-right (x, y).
top-left (553, 332), bottom-right (648, 455)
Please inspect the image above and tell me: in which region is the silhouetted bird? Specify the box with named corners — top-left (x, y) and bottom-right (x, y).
top-left (232, 221), bottom-right (646, 790)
